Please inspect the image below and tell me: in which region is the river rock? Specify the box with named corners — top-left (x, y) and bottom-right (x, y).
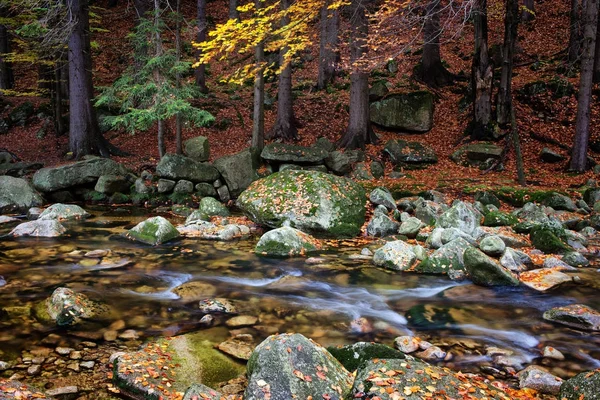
top-left (0, 176), bottom-right (44, 214)
top-left (398, 217), bottom-right (424, 238)
top-left (198, 298), bottom-right (237, 314)
top-left (519, 267), bottom-right (572, 292)
top-left (261, 143), bottom-right (328, 165)
top-left (373, 240), bottom-right (417, 271)
top-left (414, 238), bottom-right (470, 278)
top-left (214, 148), bottom-right (259, 198)
top-left (198, 197), bottom-right (229, 219)
top-left (178, 221), bottom-right (249, 241)
top-left (255, 226), bottom-right (321, 257)
top-left (518, 365), bottom-right (563, 394)
top-left (174, 179), bottom-right (194, 194)
top-left (237, 170), bottom-right (366, 237)
top-left (530, 224), bottom-right (572, 253)
top-left (183, 384), bottom-right (222, 400)
top-left (436, 201), bottom-right (481, 236)
top-left (156, 153), bottom-right (220, 183)
top-left (245, 333), bottom-right (353, 400)
top-left (562, 251), bottom-right (589, 267)
top-left (32, 157), bottom-right (128, 192)
top-left (38, 203), bottom-right (90, 220)
top-left (36, 287), bottom-right (112, 327)
top-left (464, 247), bottom-right (519, 286)
top-left (370, 91), bottom-right (434, 132)
top-left (94, 174), bottom-right (130, 194)
top-left (478, 235), bottom-right (506, 256)
top-left (124, 216), bottom-right (180, 245)
top-left (217, 334), bottom-right (254, 360)
top-left (0, 215), bottom-right (18, 224)
top-left (113, 331), bottom-right (245, 399)
top-left (172, 281), bottom-right (217, 302)
top-left (184, 136), bottom-right (210, 161)
top-left (351, 357), bottom-right (507, 400)
top-left (327, 342), bottom-right (404, 372)
top-left (366, 213), bottom-right (399, 237)
top-left (0, 379), bottom-right (51, 399)
top-left (559, 369), bottom-right (600, 399)
top-left (383, 139), bottom-right (438, 169)
top-left (500, 248), bottom-right (529, 272)
top-left (482, 211), bottom-right (518, 227)
top-left (415, 199), bottom-right (445, 225)
top-left (369, 187), bottom-right (396, 210)
top-left (10, 220), bottom-right (66, 237)
top-left (543, 192), bottom-right (577, 211)
top-left (543, 304), bottom-right (600, 331)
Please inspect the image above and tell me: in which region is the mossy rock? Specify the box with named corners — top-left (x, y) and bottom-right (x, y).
top-left (530, 225), bottom-right (572, 253)
top-left (124, 216), bottom-right (180, 245)
top-left (559, 369), bottom-right (600, 400)
top-left (327, 342), bottom-right (404, 372)
top-left (483, 211), bottom-right (518, 227)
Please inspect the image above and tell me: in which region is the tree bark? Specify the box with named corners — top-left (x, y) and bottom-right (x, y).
top-left (53, 55), bottom-right (67, 136)
top-left (0, 18), bottom-right (13, 90)
top-left (568, 0), bottom-right (582, 63)
top-left (251, 0), bottom-right (265, 151)
top-left (497, 0), bottom-right (519, 126)
top-left (471, 0), bottom-right (493, 140)
top-left (154, 0), bottom-right (166, 158)
top-left (418, 0), bottom-right (454, 87)
top-left (195, 0), bottom-right (208, 92)
top-left (511, 103), bottom-right (526, 185)
top-left (229, 0), bottom-right (239, 21)
top-left (316, 0), bottom-right (340, 90)
top-left (593, 11), bottom-right (600, 81)
top-left (338, 0), bottom-right (377, 149)
top-left (571, 0), bottom-right (598, 172)
top-left (269, 0), bottom-right (298, 141)
top-left (521, 0), bottom-right (535, 22)
top-left (68, 0), bottom-right (108, 158)
top-left (175, 0), bottom-right (183, 154)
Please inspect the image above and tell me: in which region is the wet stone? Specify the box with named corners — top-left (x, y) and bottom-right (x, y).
top-left (55, 347), bottom-right (74, 356)
top-left (543, 346), bottom-right (565, 360)
top-left (226, 315), bottom-right (258, 327)
top-left (394, 336), bottom-right (420, 353)
top-left (80, 361), bottom-right (95, 369)
top-left (45, 386), bottom-right (78, 397)
top-left (518, 365), bottom-right (563, 395)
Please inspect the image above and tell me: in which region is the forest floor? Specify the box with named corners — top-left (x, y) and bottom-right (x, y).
top-left (2, 0), bottom-right (599, 197)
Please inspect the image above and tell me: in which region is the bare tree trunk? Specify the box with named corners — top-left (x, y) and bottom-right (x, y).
top-left (269, 0), bottom-right (298, 141)
top-left (175, 0), bottom-right (183, 154)
top-left (521, 0), bottom-right (535, 21)
top-left (53, 56), bottom-right (67, 136)
top-left (251, 0), bottom-right (265, 151)
top-left (316, 0), bottom-right (340, 90)
top-left (497, 0), bottom-right (519, 126)
top-left (229, 0), bottom-right (239, 20)
top-left (0, 20), bottom-right (13, 90)
top-left (419, 0), bottom-right (454, 87)
top-left (338, 0), bottom-right (377, 149)
top-left (571, 0), bottom-right (598, 172)
top-left (154, 0), bottom-right (166, 158)
top-left (134, 0), bottom-right (150, 75)
top-left (68, 0), bottom-right (108, 158)
top-left (511, 104), bottom-right (526, 185)
top-left (593, 12), bottom-right (600, 81)
top-left (568, 0), bottom-right (582, 63)
top-left (471, 0), bottom-right (493, 140)
top-left (195, 0), bottom-right (208, 92)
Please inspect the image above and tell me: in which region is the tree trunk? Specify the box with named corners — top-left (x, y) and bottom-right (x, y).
top-left (175, 0), bottom-right (183, 154)
top-left (0, 20), bottom-right (13, 90)
top-left (497, 0), bottom-right (519, 126)
top-left (511, 104), bottom-right (526, 185)
top-left (68, 0), bottom-right (108, 158)
top-left (229, 0), bottom-right (239, 21)
top-left (338, 0), bottom-right (377, 149)
top-left (471, 0), bottom-right (494, 140)
top-left (419, 0), bottom-right (454, 87)
top-left (153, 0), bottom-right (166, 158)
top-left (269, 0), bottom-right (298, 141)
top-left (195, 0), bottom-right (208, 92)
top-left (593, 11), bottom-right (600, 81)
top-left (316, 0), bottom-right (340, 90)
top-left (521, 0), bottom-right (535, 21)
top-left (251, 0), bottom-right (265, 151)
top-left (571, 0), bottom-right (598, 172)
top-left (133, 0), bottom-right (150, 75)
top-left (568, 0), bottom-right (582, 63)
top-left (53, 56), bottom-right (67, 136)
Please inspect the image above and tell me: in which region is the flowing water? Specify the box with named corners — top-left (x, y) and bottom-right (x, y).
top-left (1, 206), bottom-right (600, 385)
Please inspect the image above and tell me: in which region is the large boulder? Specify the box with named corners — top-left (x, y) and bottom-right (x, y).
top-left (373, 240), bottom-right (417, 271)
top-left (156, 153), bottom-right (220, 183)
top-left (436, 201), bottom-right (481, 236)
top-left (237, 170), bottom-right (366, 237)
top-left (213, 148), bottom-right (259, 198)
top-left (350, 357), bottom-right (508, 400)
top-left (38, 203), bottom-right (90, 221)
top-left (0, 176), bottom-right (43, 214)
top-left (543, 304), bottom-right (600, 331)
top-left (124, 216), bottom-right (180, 245)
top-left (383, 139), bottom-right (438, 169)
top-left (261, 143), bottom-right (328, 165)
top-left (559, 369), bottom-right (600, 400)
top-left (450, 143), bottom-right (503, 169)
top-left (245, 333), bottom-right (353, 400)
top-left (114, 331), bottom-right (245, 399)
top-left (184, 135), bottom-right (210, 161)
top-left (370, 91), bottom-right (434, 132)
top-left (9, 220), bottom-right (66, 237)
top-left (464, 247), bottom-right (520, 286)
top-left (94, 174), bottom-right (130, 194)
top-left (415, 238), bottom-right (471, 278)
top-left (32, 157), bottom-right (128, 192)
top-left (255, 226), bottom-right (321, 257)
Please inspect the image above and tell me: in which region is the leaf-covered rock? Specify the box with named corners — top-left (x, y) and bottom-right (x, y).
top-left (237, 170), bottom-right (366, 238)
top-left (543, 304), bottom-right (600, 331)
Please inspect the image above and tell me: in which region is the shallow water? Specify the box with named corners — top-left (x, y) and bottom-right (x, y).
top-left (1, 206), bottom-right (599, 381)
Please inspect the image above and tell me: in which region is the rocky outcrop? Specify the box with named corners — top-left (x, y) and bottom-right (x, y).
top-left (370, 91), bottom-right (434, 132)
top-left (0, 176), bottom-right (44, 214)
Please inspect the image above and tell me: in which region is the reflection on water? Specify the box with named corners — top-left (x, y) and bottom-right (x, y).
top-left (1, 206), bottom-right (600, 377)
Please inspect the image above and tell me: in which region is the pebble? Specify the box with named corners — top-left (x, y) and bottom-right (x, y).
top-left (41, 334), bottom-right (62, 345)
top-left (118, 329), bottom-right (139, 340)
top-left (226, 315), bottom-right (258, 327)
top-left (46, 386), bottom-right (79, 397)
top-left (305, 257), bottom-right (326, 264)
top-left (27, 365), bottom-right (41, 376)
top-left (542, 346), bottom-right (565, 360)
top-left (109, 320), bottom-right (126, 331)
top-left (84, 249), bottom-right (109, 258)
top-left (55, 347), bottom-right (74, 356)
top-left (416, 346), bottom-right (447, 361)
top-left (81, 341), bottom-right (97, 348)
top-left (31, 357), bottom-right (45, 365)
top-left (518, 365), bottom-right (563, 395)
top-left (103, 330), bottom-right (118, 341)
top-left (394, 336), bottom-right (420, 353)
top-left (69, 351), bottom-right (82, 360)
top-left (66, 362), bottom-right (80, 372)
top-left (200, 314), bottom-right (214, 325)
top-left (80, 361), bottom-right (95, 369)
top-left (0, 361), bottom-right (9, 371)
